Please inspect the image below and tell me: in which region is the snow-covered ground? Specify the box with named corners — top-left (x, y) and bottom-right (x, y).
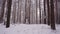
top-left (0, 24), bottom-right (60, 34)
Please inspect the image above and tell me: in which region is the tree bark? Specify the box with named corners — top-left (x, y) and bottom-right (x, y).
top-left (36, 0), bottom-right (39, 24)
top-left (0, 0), bottom-right (6, 23)
top-left (25, 0), bottom-right (30, 24)
top-left (50, 0), bottom-right (56, 30)
top-left (6, 0), bottom-right (12, 28)
top-left (44, 0), bottom-right (46, 24)
top-left (12, 0), bottom-right (16, 23)
top-left (47, 0), bottom-right (51, 25)
top-left (39, 0), bottom-right (41, 24)
top-left (55, 0), bottom-right (58, 24)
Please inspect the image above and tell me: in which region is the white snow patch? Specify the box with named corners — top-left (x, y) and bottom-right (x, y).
top-left (0, 24), bottom-right (60, 34)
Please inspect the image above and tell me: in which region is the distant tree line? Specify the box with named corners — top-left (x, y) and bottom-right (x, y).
top-left (0, 0), bottom-right (57, 30)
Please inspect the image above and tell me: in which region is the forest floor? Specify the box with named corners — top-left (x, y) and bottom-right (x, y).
top-left (0, 23), bottom-right (60, 34)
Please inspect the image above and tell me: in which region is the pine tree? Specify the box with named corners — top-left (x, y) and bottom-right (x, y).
top-left (55, 0), bottom-right (58, 24)
top-left (47, 0), bottom-right (51, 25)
top-left (13, 0), bottom-right (16, 23)
top-left (0, 0), bottom-right (6, 23)
top-left (44, 0), bottom-right (46, 24)
top-left (39, 0), bottom-right (41, 24)
top-left (50, 0), bottom-right (56, 30)
top-left (6, 0), bottom-right (12, 28)
top-left (25, 0), bottom-right (31, 24)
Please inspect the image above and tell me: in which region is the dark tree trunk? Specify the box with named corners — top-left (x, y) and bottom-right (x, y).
top-left (6, 0), bottom-right (12, 28)
top-left (55, 0), bottom-right (58, 24)
top-left (47, 0), bottom-right (51, 25)
top-left (39, 0), bottom-right (41, 24)
top-left (0, 0), bottom-right (6, 23)
top-left (44, 0), bottom-right (46, 24)
top-left (50, 0), bottom-right (56, 30)
top-left (25, 0), bottom-right (31, 24)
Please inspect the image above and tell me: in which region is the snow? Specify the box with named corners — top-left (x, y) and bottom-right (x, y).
top-left (0, 24), bottom-right (60, 34)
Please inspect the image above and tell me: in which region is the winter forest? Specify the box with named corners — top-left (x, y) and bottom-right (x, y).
top-left (0, 0), bottom-right (60, 34)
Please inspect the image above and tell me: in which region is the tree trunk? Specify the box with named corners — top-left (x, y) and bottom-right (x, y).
top-left (47, 0), bottom-right (51, 25)
top-left (0, 0), bottom-right (6, 23)
top-left (36, 0), bottom-right (40, 24)
top-left (18, 0), bottom-right (21, 23)
top-left (55, 0), bottom-right (58, 24)
top-left (6, 0), bottom-right (12, 28)
top-left (50, 0), bottom-right (56, 30)
top-left (25, 0), bottom-right (30, 24)
top-left (44, 0), bottom-right (46, 24)
top-left (39, 0), bottom-right (41, 24)
top-left (13, 0), bottom-right (16, 23)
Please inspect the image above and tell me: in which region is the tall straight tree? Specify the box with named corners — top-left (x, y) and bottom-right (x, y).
top-left (6, 0), bottom-right (12, 28)
top-left (36, 0), bottom-right (40, 24)
top-left (13, 0), bottom-right (16, 23)
top-left (47, 0), bottom-right (51, 25)
top-left (0, 0), bottom-right (6, 23)
top-left (44, 0), bottom-right (46, 24)
top-left (25, 0), bottom-right (30, 24)
top-left (50, 0), bottom-right (56, 30)
top-left (55, 0), bottom-right (58, 24)
top-left (18, 0), bottom-right (21, 23)
top-left (39, 0), bottom-right (41, 24)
